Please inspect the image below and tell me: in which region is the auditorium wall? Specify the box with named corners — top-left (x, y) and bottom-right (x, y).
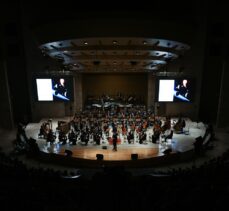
top-left (83, 73), bottom-right (147, 105)
top-left (0, 61), bottom-right (14, 129)
top-left (216, 59), bottom-right (229, 128)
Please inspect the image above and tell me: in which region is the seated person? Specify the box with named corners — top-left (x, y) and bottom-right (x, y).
top-left (94, 133), bottom-right (101, 145)
top-left (127, 131), bottom-right (134, 144)
top-left (59, 131), bottom-right (67, 145)
top-left (47, 129), bottom-right (56, 144)
top-left (139, 131), bottom-right (146, 144)
top-left (161, 117), bottom-right (171, 133)
top-left (152, 130), bottom-right (160, 143)
top-left (80, 131), bottom-right (89, 145)
top-left (38, 126), bottom-right (45, 138)
top-left (39, 122), bottom-right (50, 138)
top-left (164, 130), bottom-right (173, 142)
top-left (174, 117), bottom-right (185, 133)
top-left (68, 130), bottom-right (77, 145)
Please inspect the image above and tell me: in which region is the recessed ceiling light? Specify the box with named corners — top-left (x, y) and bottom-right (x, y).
top-left (143, 41), bottom-right (147, 45)
top-left (113, 40), bottom-right (117, 44)
top-left (84, 41), bottom-right (88, 45)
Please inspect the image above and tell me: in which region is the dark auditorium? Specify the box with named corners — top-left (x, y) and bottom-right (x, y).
top-left (0, 1), bottom-right (229, 210)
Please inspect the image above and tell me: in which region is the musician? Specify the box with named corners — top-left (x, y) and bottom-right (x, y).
top-left (112, 132), bottom-right (118, 151)
top-left (59, 131), bottom-right (67, 145)
top-left (39, 122), bottom-right (51, 138)
top-left (164, 130), bottom-right (173, 142)
top-left (161, 117), bottom-right (171, 133)
top-left (94, 133), bottom-right (101, 145)
top-left (174, 117), bottom-right (185, 133)
top-left (38, 125), bottom-right (45, 138)
top-left (139, 131), bottom-right (146, 144)
top-left (68, 129), bottom-right (77, 145)
top-left (47, 129), bottom-right (56, 144)
top-left (127, 130), bottom-right (134, 144)
top-left (152, 129), bottom-right (160, 144)
top-left (80, 131), bottom-right (89, 145)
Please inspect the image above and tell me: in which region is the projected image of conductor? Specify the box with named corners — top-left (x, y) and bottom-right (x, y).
top-left (174, 79), bottom-right (190, 101)
top-left (53, 78), bottom-right (69, 100)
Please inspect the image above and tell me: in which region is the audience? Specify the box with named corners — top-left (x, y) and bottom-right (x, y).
top-left (1, 147), bottom-right (229, 210)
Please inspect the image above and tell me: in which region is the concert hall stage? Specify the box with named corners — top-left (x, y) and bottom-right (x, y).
top-left (24, 117), bottom-right (208, 167)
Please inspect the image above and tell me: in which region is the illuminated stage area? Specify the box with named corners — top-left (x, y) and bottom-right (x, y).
top-left (25, 117), bottom-right (207, 163)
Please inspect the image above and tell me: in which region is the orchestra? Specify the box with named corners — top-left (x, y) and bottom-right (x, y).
top-left (38, 106), bottom-right (184, 147)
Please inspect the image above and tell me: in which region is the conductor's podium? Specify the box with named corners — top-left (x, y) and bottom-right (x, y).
top-left (108, 137), bottom-right (122, 145)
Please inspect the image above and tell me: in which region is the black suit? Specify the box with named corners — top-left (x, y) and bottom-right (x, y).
top-left (112, 133), bottom-right (118, 151)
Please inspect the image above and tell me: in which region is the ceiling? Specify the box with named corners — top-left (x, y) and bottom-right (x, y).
top-left (40, 37), bottom-right (190, 73)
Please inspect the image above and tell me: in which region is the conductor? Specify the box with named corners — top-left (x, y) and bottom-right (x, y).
top-left (112, 132), bottom-right (118, 151)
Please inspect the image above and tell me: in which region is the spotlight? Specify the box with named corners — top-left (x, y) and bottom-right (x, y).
top-left (113, 40), bottom-right (117, 44)
top-left (143, 40), bottom-right (147, 45)
top-left (84, 41), bottom-right (88, 45)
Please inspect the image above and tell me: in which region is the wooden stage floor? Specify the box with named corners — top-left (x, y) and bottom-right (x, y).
top-left (57, 146), bottom-right (159, 160)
